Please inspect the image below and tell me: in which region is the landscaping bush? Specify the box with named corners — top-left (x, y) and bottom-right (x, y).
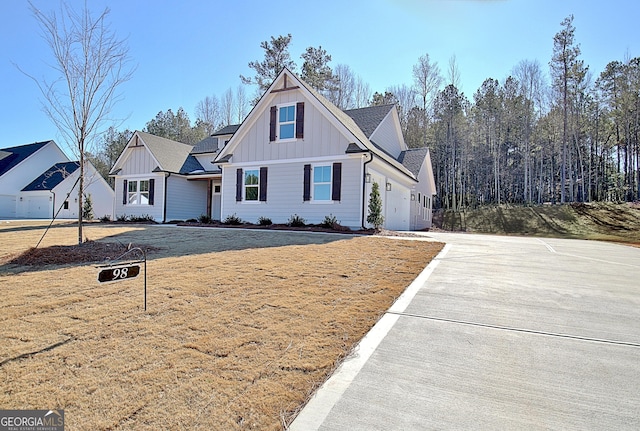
top-left (288, 214), bottom-right (306, 227)
top-left (320, 214), bottom-right (339, 229)
top-left (223, 213), bottom-right (243, 225)
top-left (98, 215), bottom-right (111, 223)
top-left (258, 216), bottom-right (273, 226)
top-left (198, 214), bottom-right (213, 224)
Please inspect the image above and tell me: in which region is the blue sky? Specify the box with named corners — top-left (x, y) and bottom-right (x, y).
top-left (1, 0), bottom-right (638, 154)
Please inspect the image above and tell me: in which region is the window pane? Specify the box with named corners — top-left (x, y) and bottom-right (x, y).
top-left (280, 123), bottom-right (294, 139)
top-left (140, 192), bottom-right (149, 205)
top-left (139, 180), bottom-right (149, 192)
top-left (314, 184), bottom-right (331, 200)
top-left (128, 181), bottom-right (137, 192)
top-left (245, 186), bottom-right (258, 201)
top-left (279, 105), bottom-right (295, 122)
top-left (128, 193), bottom-right (138, 205)
top-left (245, 170), bottom-right (259, 185)
top-left (314, 165), bottom-right (331, 182)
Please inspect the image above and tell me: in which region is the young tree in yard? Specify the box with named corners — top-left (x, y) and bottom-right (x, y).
top-left (367, 182), bottom-right (384, 230)
top-left (23, 1), bottom-right (133, 245)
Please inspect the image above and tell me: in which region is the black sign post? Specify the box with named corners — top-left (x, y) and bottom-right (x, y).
top-left (97, 247), bottom-right (147, 310)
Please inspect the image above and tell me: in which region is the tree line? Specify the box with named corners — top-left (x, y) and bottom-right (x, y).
top-left (92, 17), bottom-right (639, 208)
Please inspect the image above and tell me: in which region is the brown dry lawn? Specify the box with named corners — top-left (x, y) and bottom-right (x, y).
top-left (0, 221), bottom-right (443, 430)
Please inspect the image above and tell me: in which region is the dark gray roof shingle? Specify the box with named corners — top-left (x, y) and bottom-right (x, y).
top-left (397, 147), bottom-right (428, 176)
top-left (191, 136), bottom-right (219, 154)
top-left (212, 124), bottom-right (240, 136)
top-left (344, 105), bottom-right (394, 138)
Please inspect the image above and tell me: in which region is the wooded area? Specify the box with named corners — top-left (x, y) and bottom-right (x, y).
top-left (91, 16), bottom-right (640, 209)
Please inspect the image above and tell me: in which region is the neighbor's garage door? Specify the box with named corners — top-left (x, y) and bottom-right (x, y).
top-left (26, 196), bottom-right (51, 218)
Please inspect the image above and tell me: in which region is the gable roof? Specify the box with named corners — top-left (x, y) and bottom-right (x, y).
top-left (176, 154), bottom-right (206, 175)
top-left (212, 124), bottom-right (240, 136)
top-left (0, 141), bottom-right (52, 177)
top-left (344, 105), bottom-right (395, 139)
top-left (398, 147), bottom-right (428, 176)
top-left (132, 131), bottom-right (202, 174)
top-left (22, 161), bottom-right (79, 191)
top-left (218, 68), bottom-right (416, 180)
top-left (191, 136), bottom-right (219, 155)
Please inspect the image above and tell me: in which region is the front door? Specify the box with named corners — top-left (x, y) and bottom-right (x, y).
top-left (211, 181), bottom-right (222, 221)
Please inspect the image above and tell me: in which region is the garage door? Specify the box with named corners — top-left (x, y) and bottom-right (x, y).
top-left (26, 196), bottom-right (52, 218)
top-left (385, 182), bottom-right (410, 231)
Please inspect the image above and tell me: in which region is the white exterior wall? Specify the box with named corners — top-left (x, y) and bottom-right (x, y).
top-left (235, 91), bottom-right (353, 163)
top-left (113, 173), bottom-right (165, 222)
top-left (16, 192), bottom-right (52, 218)
top-left (0, 143), bottom-right (68, 218)
top-left (364, 160), bottom-right (415, 231)
top-left (221, 156), bottom-right (364, 228)
top-left (118, 145), bottom-right (158, 174)
top-left (165, 176), bottom-right (208, 221)
top-left (369, 112), bottom-right (405, 158)
top-left (17, 164), bottom-right (114, 220)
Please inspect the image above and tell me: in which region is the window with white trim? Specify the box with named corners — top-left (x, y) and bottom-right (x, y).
top-left (278, 104), bottom-right (296, 140)
top-left (313, 165), bottom-right (332, 201)
top-left (128, 179), bottom-right (150, 205)
top-left (244, 169), bottom-right (259, 201)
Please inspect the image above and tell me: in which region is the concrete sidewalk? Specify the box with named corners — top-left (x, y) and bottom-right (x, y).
top-left (289, 233), bottom-right (640, 430)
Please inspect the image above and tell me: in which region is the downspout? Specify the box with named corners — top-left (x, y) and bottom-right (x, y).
top-left (361, 152), bottom-right (374, 230)
top-left (163, 173), bottom-right (170, 223)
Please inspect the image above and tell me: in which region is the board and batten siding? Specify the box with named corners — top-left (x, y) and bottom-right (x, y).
top-left (113, 173), bottom-right (164, 222)
top-left (221, 157), bottom-right (363, 228)
top-left (234, 90), bottom-right (353, 164)
top-left (119, 146), bottom-right (158, 175)
top-left (165, 176), bottom-right (208, 221)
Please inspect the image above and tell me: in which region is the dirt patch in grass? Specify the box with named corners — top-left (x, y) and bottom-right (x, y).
top-left (0, 221), bottom-right (443, 430)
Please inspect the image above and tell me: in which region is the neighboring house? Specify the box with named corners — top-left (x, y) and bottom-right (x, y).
top-left (0, 140), bottom-right (114, 220)
top-left (19, 161), bottom-right (114, 220)
top-left (110, 128), bottom-right (236, 222)
top-left (213, 68), bottom-right (436, 230)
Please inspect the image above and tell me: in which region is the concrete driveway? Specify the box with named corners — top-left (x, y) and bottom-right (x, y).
top-left (290, 233), bottom-right (640, 430)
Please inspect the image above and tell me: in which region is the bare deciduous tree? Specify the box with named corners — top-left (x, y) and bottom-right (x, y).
top-left (22, 1), bottom-right (133, 244)
top-left (196, 95), bottom-right (222, 135)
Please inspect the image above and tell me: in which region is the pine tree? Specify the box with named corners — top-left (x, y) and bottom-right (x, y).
top-left (367, 182), bottom-right (384, 230)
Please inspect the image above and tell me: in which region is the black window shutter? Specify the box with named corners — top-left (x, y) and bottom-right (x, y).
top-left (269, 106), bottom-right (277, 141)
top-left (236, 168), bottom-right (243, 201)
top-left (296, 102), bottom-right (304, 139)
top-left (149, 178), bottom-right (155, 205)
top-left (332, 162), bottom-right (342, 201)
top-left (122, 179), bottom-right (128, 205)
top-left (259, 167), bottom-right (268, 202)
top-left (303, 164), bottom-right (311, 201)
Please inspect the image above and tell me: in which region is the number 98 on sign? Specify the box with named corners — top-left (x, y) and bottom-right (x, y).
top-left (98, 264), bottom-right (140, 283)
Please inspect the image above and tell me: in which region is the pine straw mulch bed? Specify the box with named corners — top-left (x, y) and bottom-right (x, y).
top-left (0, 223), bottom-right (443, 430)
top-left (7, 240), bottom-right (160, 266)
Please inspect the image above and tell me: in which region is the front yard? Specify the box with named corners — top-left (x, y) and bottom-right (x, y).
top-left (0, 221), bottom-right (442, 430)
